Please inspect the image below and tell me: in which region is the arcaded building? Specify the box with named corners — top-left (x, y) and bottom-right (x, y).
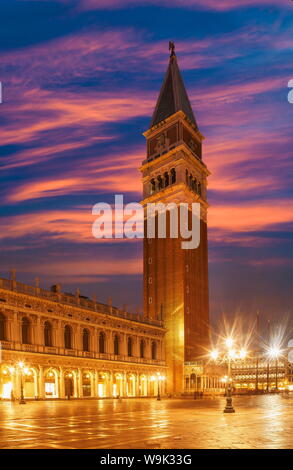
top-left (0, 46), bottom-right (215, 400)
top-left (0, 274), bottom-right (166, 399)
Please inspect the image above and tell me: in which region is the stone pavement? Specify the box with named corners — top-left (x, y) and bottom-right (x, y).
top-left (0, 395), bottom-right (292, 449)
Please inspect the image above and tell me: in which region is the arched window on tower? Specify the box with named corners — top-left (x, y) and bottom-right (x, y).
top-left (193, 177), bottom-right (198, 192)
top-left (189, 173), bottom-right (193, 188)
top-left (151, 341), bottom-right (157, 360)
top-left (171, 168), bottom-right (176, 184)
top-left (164, 172), bottom-right (169, 187)
top-left (0, 313), bottom-right (6, 341)
top-left (114, 334), bottom-right (119, 355)
top-left (150, 178), bottom-right (156, 194)
top-left (140, 340), bottom-right (145, 359)
top-left (127, 337), bottom-right (133, 357)
top-left (83, 328), bottom-right (90, 352)
top-left (99, 332), bottom-right (106, 354)
top-left (21, 317), bottom-right (31, 344)
top-left (185, 169), bottom-right (189, 185)
top-left (44, 320), bottom-right (53, 347)
top-left (64, 324), bottom-right (72, 349)
top-left (157, 175), bottom-right (163, 190)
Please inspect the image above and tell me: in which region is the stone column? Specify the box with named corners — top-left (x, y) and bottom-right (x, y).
top-left (52, 321), bottom-right (58, 349)
top-left (77, 368), bottom-right (83, 398)
top-left (121, 334), bottom-right (127, 356)
top-left (36, 317), bottom-right (42, 347)
top-left (147, 376), bottom-right (151, 396)
top-left (93, 370), bottom-right (98, 397)
top-left (38, 366), bottom-right (45, 399)
top-left (11, 371), bottom-right (17, 400)
top-left (135, 373), bottom-right (139, 396)
top-left (57, 321), bottom-right (63, 349)
top-left (59, 368), bottom-right (65, 399)
top-left (108, 372), bottom-right (113, 397)
top-left (11, 312), bottom-right (20, 342)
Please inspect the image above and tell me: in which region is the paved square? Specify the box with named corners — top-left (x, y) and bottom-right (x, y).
top-left (0, 395), bottom-right (292, 449)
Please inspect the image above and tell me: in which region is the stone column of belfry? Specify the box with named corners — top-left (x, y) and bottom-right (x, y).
top-left (140, 44), bottom-right (210, 395)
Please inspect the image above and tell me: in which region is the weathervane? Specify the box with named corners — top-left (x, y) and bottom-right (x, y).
top-left (169, 41), bottom-right (175, 57)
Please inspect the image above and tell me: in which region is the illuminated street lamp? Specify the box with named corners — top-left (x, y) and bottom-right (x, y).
top-left (210, 338), bottom-right (247, 414)
top-left (268, 346), bottom-right (281, 392)
top-left (151, 373), bottom-right (165, 401)
top-left (156, 372), bottom-right (165, 401)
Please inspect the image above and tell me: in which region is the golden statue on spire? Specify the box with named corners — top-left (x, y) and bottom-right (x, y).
top-left (169, 41), bottom-right (175, 57)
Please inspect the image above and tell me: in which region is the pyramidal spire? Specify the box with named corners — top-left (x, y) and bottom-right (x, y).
top-left (150, 41), bottom-right (197, 128)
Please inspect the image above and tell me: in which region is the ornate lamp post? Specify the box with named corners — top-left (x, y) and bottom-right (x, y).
top-left (151, 373), bottom-right (165, 400)
top-left (210, 338), bottom-right (247, 414)
top-left (156, 373), bottom-right (166, 401)
top-left (18, 361), bottom-right (27, 404)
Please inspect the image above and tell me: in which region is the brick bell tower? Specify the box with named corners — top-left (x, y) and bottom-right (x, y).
top-left (140, 43), bottom-right (210, 394)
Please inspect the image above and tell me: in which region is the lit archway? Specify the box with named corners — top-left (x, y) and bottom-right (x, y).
top-left (44, 368), bottom-right (59, 398)
top-left (64, 370), bottom-right (76, 398)
top-left (139, 375), bottom-right (147, 396)
top-left (97, 373), bottom-right (108, 397)
top-left (0, 365), bottom-right (14, 399)
top-left (127, 374), bottom-right (136, 397)
top-left (113, 373), bottom-right (123, 397)
top-left (82, 371), bottom-right (93, 397)
top-left (23, 367), bottom-right (37, 398)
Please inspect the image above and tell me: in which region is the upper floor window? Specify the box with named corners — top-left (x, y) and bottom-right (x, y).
top-left (164, 172), bottom-right (169, 187)
top-left (151, 341), bottom-right (157, 360)
top-left (99, 331), bottom-right (106, 354)
top-left (171, 168), bottom-right (176, 184)
top-left (0, 313), bottom-right (6, 341)
top-left (127, 337), bottom-right (133, 357)
top-left (114, 334), bottom-right (119, 355)
top-left (140, 340), bottom-right (145, 359)
top-left (64, 324), bottom-right (72, 349)
top-left (150, 179), bottom-right (156, 194)
top-left (44, 320), bottom-right (53, 347)
top-left (157, 175), bottom-right (163, 190)
top-left (83, 328), bottom-right (90, 352)
top-left (21, 317), bottom-right (31, 344)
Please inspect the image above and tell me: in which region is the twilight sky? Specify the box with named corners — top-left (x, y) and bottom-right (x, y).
top-left (0, 0), bottom-right (292, 330)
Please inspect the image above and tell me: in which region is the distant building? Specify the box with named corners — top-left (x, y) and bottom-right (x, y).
top-left (231, 355), bottom-right (291, 392)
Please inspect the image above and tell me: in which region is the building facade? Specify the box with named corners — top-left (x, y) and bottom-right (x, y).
top-left (231, 355), bottom-right (289, 391)
top-left (0, 274), bottom-right (166, 400)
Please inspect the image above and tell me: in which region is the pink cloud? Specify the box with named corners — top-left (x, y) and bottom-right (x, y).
top-left (5, 146), bottom-right (143, 203)
top-left (77, 0), bottom-right (285, 12)
top-left (27, 258), bottom-right (142, 276)
top-left (1, 87), bottom-right (154, 148)
top-left (209, 200), bottom-right (293, 232)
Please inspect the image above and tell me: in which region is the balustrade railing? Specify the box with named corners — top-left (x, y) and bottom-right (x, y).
top-left (0, 340), bottom-right (165, 366)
